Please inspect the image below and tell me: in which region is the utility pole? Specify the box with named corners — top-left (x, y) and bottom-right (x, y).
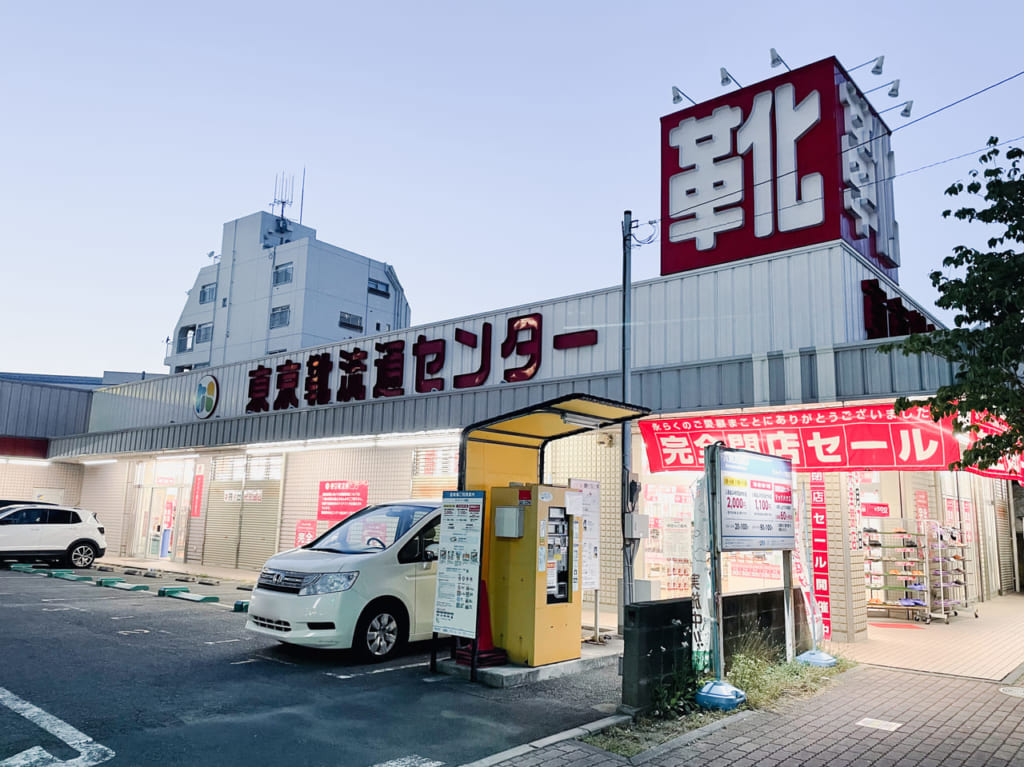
top-left (622, 210), bottom-right (635, 607)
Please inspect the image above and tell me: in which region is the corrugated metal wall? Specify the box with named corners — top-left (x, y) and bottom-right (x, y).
top-left (79, 463), bottom-right (132, 555)
top-left (0, 380), bottom-right (92, 438)
top-left (71, 240), bottom-right (942, 442)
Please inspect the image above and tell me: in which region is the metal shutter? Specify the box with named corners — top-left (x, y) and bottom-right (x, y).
top-left (994, 481), bottom-right (1015, 594)
top-left (203, 457), bottom-right (245, 568)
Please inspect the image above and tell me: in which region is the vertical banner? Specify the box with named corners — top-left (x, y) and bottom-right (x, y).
top-left (569, 479), bottom-right (601, 591)
top-left (809, 472), bottom-right (831, 641)
top-left (433, 490), bottom-right (485, 638)
top-left (690, 477), bottom-right (712, 674)
top-left (914, 490), bottom-right (929, 530)
top-left (189, 465), bottom-right (205, 518)
top-left (791, 484), bottom-right (822, 645)
top-left (847, 470), bottom-right (862, 551)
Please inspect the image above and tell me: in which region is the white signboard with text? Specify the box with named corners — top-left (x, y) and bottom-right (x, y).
top-left (432, 491), bottom-right (485, 639)
top-left (569, 479), bottom-right (601, 591)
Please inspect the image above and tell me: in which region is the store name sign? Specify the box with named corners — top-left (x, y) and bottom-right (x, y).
top-left (660, 57), bottom-right (900, 280)
top-left (240, 313), bottom-right (599, 415)
top-left (640, 404), bottom-right (959, 473)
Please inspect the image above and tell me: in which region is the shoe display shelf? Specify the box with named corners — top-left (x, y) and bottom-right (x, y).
top-left (863, 521), bottom-right (931, 623)
top-left (928, 522), bottom-right (979, 624)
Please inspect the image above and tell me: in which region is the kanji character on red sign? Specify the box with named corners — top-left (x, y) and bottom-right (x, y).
top-left (500, 314), bottom-right (542, 383)
top-left (453, 323), bottom-right (492, 389)
top-left (245, 365), bottom-right (272, 413)
top-left (304, 352), bottom-right (334, 406)
top-left (337, 347), bottom-right (368, 402)
top-left (412, 335), bottom-right (445, 394)
top-left (273, 360), bottom-right (301, 411)
top-left (372, 341), bottom-right (406, 398)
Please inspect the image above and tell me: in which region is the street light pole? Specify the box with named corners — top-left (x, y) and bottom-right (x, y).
top-left (622, 210), bottom-right (634, 607)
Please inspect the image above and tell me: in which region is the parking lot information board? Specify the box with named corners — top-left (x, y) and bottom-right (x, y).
top-left (569, 479), bottom-right (600, 591)
top-left (432, 490), bottom-right (485, 639)
top-left (718, 450), bottom-right (795, 551)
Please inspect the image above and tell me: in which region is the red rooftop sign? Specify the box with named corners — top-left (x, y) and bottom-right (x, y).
top-left (660, 57), bottom-right (900, 280)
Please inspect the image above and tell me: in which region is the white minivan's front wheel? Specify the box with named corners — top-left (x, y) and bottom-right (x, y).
top-left (355, 601), bottom-right (407, 662)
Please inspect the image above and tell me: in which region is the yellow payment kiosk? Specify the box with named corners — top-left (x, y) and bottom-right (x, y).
top-left (448, 394), bottom-right (649, 676)
top-left (488, 484), bottom-right (582, 666)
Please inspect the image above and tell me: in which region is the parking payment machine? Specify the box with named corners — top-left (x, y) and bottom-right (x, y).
top-left (487, 483), bottom-right (582, 666)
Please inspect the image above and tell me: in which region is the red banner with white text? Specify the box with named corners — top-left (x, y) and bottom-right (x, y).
top-left (638, 404), bottom-right (1020, 478)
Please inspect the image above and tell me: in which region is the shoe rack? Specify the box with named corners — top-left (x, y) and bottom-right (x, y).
top-left (928, 523), bottom-right (979, 623)
top-left (863, 520), bottom-right (931, 623)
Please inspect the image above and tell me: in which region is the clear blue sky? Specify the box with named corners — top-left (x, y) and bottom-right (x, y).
top-left (2, 1), bottom-right (1021, 376)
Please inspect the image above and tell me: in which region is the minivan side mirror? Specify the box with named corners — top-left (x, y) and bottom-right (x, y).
top-left (424, 543), bottom-right (439, 562)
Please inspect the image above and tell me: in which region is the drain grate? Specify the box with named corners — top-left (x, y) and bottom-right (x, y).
top-left (999, 687), bottom-right (1024, 698)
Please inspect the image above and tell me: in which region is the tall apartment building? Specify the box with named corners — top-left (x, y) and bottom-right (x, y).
top-left (164, 211), bottom-right (411, 372)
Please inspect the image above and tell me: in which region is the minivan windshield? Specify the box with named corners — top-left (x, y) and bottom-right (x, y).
top-left (306, 503), bottom-right (437, 554)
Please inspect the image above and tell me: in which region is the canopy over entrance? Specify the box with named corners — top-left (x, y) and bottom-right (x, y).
top-left (458, 394), bottom-right (651, 494)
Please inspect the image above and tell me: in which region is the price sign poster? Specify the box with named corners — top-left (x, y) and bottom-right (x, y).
top-left (432, 490), bottom-right (485, 639)
top-left (569, 478), bottom-right (601, 591)
top-left (717, 449), bottom-right (795, 551)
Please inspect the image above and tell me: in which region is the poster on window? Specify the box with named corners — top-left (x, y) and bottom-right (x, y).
top-left (569, 479), bottom-right (600, 591)
top-left (433, 490), bottom-right (485, 639)
top-left (294, 519), bottom-right (318, 548)
top-left (317, 480), bottom-right (369, 521)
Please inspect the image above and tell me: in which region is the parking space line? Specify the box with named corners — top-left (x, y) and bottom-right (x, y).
top-left (325, 661), bottom-right (428, 681)
top-left (368, 756), bottom-right (443, 767)
top-left (0, 686), bottom-right (114, 767)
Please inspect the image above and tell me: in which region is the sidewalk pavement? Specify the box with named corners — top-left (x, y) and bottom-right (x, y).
top-left (464, 665), bottom-right (1024, 767)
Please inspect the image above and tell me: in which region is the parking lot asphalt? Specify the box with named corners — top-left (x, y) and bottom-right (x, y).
top-left (0, 565), bottom-right (624, 767)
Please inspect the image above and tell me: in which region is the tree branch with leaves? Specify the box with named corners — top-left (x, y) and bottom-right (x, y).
top-left (881, 137), bottom-right (1024, 472)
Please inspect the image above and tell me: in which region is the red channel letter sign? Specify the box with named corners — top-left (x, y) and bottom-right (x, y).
top-left (317, 480), bottom-right (369, 521)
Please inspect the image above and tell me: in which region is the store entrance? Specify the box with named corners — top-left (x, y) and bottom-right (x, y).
top-left (139, 486), bottom-right (180, 560)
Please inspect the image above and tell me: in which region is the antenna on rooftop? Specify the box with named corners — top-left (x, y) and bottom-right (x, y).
top-left (271, 172), bottom-right (294, 219)
top-left (299, 167), bottom-right (306, 225)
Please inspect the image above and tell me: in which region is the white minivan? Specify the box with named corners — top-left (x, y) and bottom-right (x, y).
top-left (246, 500), bottom-right (441, 661)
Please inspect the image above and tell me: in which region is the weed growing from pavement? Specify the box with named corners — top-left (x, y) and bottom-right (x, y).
top-left (582, 653), bottom-right (853, 758)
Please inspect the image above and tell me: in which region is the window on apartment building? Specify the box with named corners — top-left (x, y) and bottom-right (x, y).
top-left (176, 325), bottom-right (195, 353)
top-left (195, 322), bottom-right (213, 344)
top-left (338, 311), bottom-right (363, 331)
top-left (368, 277), bottom-right (390, 297)
top-left (269, 305), bottom-right (291, 329)
top-left (273, 262), bottom-right (293, 286)
top-left (199, 283), bottom-right (217, 304)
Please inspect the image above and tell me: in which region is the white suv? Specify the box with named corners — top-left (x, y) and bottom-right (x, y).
top-left (0, 504), bottom-right (107, 568)
top-left (246, 500), bottom-right (441, 661)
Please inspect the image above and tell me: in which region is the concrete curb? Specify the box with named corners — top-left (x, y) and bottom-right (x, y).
top-left (628, 709), bottom-right (757, 764)
top-left (456, 714), bottom-right (632, 767)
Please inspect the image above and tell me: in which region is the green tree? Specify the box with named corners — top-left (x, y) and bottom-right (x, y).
top-left (883, 137), bottom-right (1023, 472)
